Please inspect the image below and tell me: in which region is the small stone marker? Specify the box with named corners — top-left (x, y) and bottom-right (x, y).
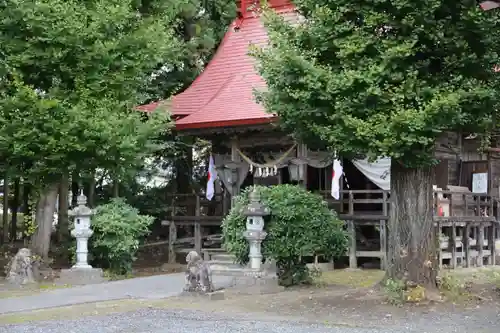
top-left (58, 191), bottom-right (105, 285)
top-left (6, 248), bottom-right (36, 285)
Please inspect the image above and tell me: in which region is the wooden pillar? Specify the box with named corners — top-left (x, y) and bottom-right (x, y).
top-left (380, 191), bottom-right (388, 271)
top-left (168, 199), bottom-right (177, 264)
top-left (489, 222), bottom-right (497, 266)
top-left (437, 221), bottom-right (443, 270)
top-left (464, 224), bottom-right (471, 268)
top-left (488, 223), bottom-right (496, 265)
top-left (478, 225), bottom-right (484, 267)
top-left (297, 142), bottom-right (308, 188)
top-left (450, 221), bottom-right (457, 269)
top-left (194, 195), bottom-right (202, 254)
top-left (229, 137), bottom-right (242, 205)
top-left (348, 220), bottom-right (357, 269)
top-left (222, 190), bottom-right (229, 215)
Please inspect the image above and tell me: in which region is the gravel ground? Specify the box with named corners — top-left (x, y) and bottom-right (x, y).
top-left (1, 307), bottom-right (499, 333)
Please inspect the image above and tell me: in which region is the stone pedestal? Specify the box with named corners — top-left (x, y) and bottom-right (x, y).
top-left (180, 290), bottom-right (225, 301)
top-left (231, 271), bottom-right (284, 294)
top-left (58, 267), bottom-right (106, 285)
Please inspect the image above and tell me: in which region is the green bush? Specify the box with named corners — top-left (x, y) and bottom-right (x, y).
top-left (71, 198), bottom-right (154, 274)
top-left (222, 185), bottom-right (348, 287)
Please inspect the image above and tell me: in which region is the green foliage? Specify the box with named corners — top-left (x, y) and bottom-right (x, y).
top-left (83, 198), bottom-right (154, 274)
top-left (222, 185), bottom-right (348, 286)
top-left (0, 0), bottom-right (176, 185)
top-left (254, 0), bottom-right (500, 167)
top-left (437, 273), bottom-right (471, 302)
top-left (143, 0), bottom-right (237, 99)
top-left (383, 278), bottom-right (405, 305)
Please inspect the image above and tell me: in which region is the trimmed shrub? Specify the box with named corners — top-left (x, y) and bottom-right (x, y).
top-left (71, 198), bottom-right (154, 274)
top-left (223, 184), bottom-right (348, 286)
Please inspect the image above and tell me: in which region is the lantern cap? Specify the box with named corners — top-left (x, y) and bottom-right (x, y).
top-left (77, 190), bottom-right (87, 206)
top-left (68, 189), bottom-right (93, 217)
top-left (244, 187), bottom-right (270, 217)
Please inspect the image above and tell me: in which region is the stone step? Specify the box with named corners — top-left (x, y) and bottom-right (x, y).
top-left (209, 266), bottom-right (248, 276)
top-left (209, 260), bottom-right (243, 270)
top-left (211, 253), bottom-right (237, 262)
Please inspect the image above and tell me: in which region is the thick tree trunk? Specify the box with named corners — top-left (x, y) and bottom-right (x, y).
top-left (386, 161), bottom-right (437, 287)
top-left (2, 173), bottom-right (9, 243)
top-left (31, 184), bottom-right (59, 259)
top-left (57, 174), bottom-right (70, 243)
top-left (10, 178), bottom-right (20, 242)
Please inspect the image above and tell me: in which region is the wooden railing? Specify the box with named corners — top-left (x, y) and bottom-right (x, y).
top-left (159, 189), bottom-right (499, 268)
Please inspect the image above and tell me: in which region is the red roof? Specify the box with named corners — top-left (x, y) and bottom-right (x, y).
top-left (139, 0), bottom-right (296, 130)
top-left (481, 1), bottom-right (500, 10)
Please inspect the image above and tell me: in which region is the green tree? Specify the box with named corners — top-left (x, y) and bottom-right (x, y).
top-left (142, 0), bottom-right (236, 198)
top-left (0, 0), bottom-right (177, 258)
top-left (254, 1), bottom-right (500, 287)
top-left (141, 0), bottom-right (236, 100)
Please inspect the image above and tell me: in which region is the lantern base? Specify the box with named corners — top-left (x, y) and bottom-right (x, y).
top-left (210, 266), bottom-right (283, 295)
top-left (58, 267), bottom-right (105, 286)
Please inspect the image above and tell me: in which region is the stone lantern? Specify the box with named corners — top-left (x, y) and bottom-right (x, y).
top-left (58, 190), bottom-right (104, 285)
top-left (68, 191), bottom-right (94, 269)
top-left (242, 188), bottom-right (270, 271)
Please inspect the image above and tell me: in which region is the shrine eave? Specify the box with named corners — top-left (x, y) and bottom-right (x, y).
top-left (175, 116), bottom-right (277, 131)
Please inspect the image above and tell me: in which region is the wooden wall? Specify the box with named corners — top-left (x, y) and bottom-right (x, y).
top-left (433, 132), bottom-right (499, 195)
top-left (434, 132), bottom-right (461, 189)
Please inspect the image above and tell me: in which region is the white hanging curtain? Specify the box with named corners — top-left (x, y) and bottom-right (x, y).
top-left (352, 157), bottom-right (391, 190)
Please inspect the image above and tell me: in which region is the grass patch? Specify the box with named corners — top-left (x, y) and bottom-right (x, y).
top-left (0, 299), bottom-right (148, 324)
top-left (0, 283), bottom-right (71, 299)
top-left (314, 269), bottom-right (385, 288)
top-left (437, 273), bottom-right (471, 302)
top-left (0, 298), bottom-right (210, 325)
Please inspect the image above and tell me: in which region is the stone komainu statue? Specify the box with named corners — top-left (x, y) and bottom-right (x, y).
top-left (184, 251), bottom-right (214, 293)
top-left (6, 248), bottom-right (36, 285)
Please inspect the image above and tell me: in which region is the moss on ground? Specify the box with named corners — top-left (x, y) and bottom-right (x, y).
top-left (314, 269), bottom-right (385, 288)
top-left (0, 299), bottom-right (207, 325)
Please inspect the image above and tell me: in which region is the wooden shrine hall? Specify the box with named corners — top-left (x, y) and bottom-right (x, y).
top-left (138, 0), bottom-right (500, 269)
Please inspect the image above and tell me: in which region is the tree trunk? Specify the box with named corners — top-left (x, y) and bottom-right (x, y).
top-left (2, 173), bottom-right (9, 243)
top-left (22, 181), bottom-right (31, 241)
top-left (386, 161), bottom-right (437, 287)
top-left (88, 172), bottom-right (96, 207)
top-left (31, 184), bottom-right (59, 259)
top-left (112, 179), bottom-right (119, 198)
top-left (57, 174), bottom-right (70, 243)
top-left (71, 171), bottom-right (79, 206)
top-left (10, 178), bottom-right (20, 242)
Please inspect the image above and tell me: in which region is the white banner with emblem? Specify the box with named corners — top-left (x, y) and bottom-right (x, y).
top-left (352, 157), bottom-right (391, 191)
